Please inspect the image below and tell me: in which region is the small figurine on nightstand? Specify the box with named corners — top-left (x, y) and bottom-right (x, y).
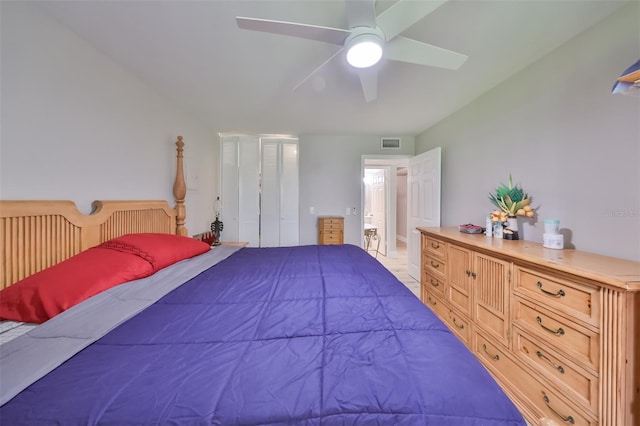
top-left (211, 197), bottom-right (224, 246)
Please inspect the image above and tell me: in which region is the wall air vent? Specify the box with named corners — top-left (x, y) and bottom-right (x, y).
top-left (381, 137), bottom-right (401, 149)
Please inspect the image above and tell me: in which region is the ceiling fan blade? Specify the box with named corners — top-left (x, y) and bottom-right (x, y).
top-left (376, 0), bottom-right (449, 41)
top-left (236, 17), bottom-right (350, 45)
top-left (357, 68), bottom-right (378, 102)
top-left (384, 36), bottom-right (467, 70)
top-left (292, 48), bottom-right (345, 92)
top-left (345, 0), bottom-right (376, 29)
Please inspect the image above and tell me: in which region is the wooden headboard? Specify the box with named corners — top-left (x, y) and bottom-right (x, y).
top-left (0, 137), bottom-right (189, 289)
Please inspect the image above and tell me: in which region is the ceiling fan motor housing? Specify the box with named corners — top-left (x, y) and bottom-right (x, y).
top-left (345, 26), bottom-right (386, 68)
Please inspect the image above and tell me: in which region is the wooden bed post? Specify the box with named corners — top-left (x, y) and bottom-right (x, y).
top-left (174, 136), bottom-right (188, 236)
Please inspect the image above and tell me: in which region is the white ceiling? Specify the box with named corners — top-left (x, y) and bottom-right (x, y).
top-left (35, 0), bottom-right (626, 136)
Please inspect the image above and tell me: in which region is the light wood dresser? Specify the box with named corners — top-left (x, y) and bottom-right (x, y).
top-left (318, 216), bottom-right (344, 245)
top-left (418, 227), bottom-right (639, 426)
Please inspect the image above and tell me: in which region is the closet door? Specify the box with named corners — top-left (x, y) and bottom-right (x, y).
top-left (238, 137), bottom-right (260, 247)
top-left (260, 140), bottom-right (279, 247)
top-left (221, 135), bottom-right (260, 247)
top-left (279, 141), bottom-right (299, 246)
top-left (260, 139), bottom-right (299, 247)
top-left (221, 135), bottom-right (298, 248)
top-left (221, 137), bottom-right (240, 243)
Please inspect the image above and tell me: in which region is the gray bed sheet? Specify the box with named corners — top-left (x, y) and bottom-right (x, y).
top-left (0, 244), bottom-right (241, 406)
top-left (0, 321), bottom-right (38, 345)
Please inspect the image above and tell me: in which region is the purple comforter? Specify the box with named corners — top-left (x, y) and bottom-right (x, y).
top-left (0, 244), bottom-right (525, 425)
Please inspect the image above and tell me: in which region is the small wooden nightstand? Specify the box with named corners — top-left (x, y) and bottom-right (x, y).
top-left (318, 216), bottom-right (344, 245)
top-left (219, 242), bottom-right (248, 247)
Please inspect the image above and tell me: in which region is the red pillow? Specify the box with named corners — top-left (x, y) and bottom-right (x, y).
top-left (98, 233), bottom-right (210, 272)
top-left (0, 247), bottom-right (153, 324)
top-left (0, 233), bottom-right (210, 324)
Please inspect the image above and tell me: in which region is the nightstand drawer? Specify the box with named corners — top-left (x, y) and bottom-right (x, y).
top-left (515, 267), bottom-right (600, 327)
top-left (319, 232), bottom-right (342, 244)
top-left (321, 221), bottom-right (343, 229)
top-left (318, 216), bottom-right (344, 245)
top-left (513, 298), bottom-right (599, 371)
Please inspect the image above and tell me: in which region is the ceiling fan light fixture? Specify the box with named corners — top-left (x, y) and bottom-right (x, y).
top-left (345, 29), bottom-right (384, 69)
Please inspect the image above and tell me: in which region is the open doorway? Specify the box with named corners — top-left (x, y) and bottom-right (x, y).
top-left (361, 149), bottom-right (440, 289)
top-left (361, 155), bottom-right (410, 261)
top-left (363, 168), bottom-right (387, 257)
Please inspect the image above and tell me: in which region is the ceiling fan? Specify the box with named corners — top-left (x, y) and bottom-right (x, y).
top-left (236, 0), bottom-right (467, 102)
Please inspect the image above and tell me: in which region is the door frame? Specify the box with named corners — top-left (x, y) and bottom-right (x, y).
top-left (361, 155), bottom-right (411, 258)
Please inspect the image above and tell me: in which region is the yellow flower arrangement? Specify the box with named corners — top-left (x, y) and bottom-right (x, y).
top-left (489, 174), bottom-right (534, 222)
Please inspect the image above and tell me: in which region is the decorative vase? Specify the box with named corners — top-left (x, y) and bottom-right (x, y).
top-left (211, 216), bottom-right (223, 246)
top-left (504, 216), bottom-right (520, 240)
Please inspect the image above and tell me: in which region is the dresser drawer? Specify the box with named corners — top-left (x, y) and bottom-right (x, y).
top-left (425, 237), bottom-right (447, 260)
top-left (474, 332), bottom-right (596, 426)
top-left (515, 267), bottom-right (600, 327)
top-left (425, 255), bottom-right (446, 281)
top-left (424, 292), bottom-right (470, 345)
top-left (513, 327), bottom-right (598, 413)
top-left (424, 291), bottom-right (441, 314)
top-left (423, 273), bottom-right (445, 298)
top-left (513, 298), bottom-right (599, 372)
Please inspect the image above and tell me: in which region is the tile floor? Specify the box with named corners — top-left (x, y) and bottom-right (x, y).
top-left (365, 239), bottom-right (420, 298)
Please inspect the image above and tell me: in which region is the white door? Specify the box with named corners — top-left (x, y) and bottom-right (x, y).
top-left (260, 139), bottom-right (299, 247)
top-left (221, 135), bottom-right (260, 247)
top-left (260, 140), bottom-right (279, 247)
top-left (279, 142), bottom-right (299, 246)
top-left (237, 137), bottom-right (260, 247)
top-left (221, 137), bottom-right (240, 243)
top-left (370, 169), bottom-right (386, 256)
top-left (222, 135), bottom-right (298, 248)
top-left (407, 147), bottom-right (441, 280)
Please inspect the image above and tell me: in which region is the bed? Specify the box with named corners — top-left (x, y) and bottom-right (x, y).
top-left (0, 138), bottom-right (526, 425)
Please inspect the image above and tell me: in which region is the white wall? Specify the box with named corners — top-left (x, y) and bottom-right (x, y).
top-left (0, 2), bottom-right (218, 234)
top-left (416, 4), bottom-right (640, 261)
top-left (4, 2), bottom-right (638, 260)
top-left (299, 135), bottom-right (415, 246)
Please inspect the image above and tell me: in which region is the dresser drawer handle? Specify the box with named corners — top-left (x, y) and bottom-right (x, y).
top-left (430, 279), bottom-right (439, 287)
top-left (536, 316), bottom-right (565, 335)
top-left (430, 261), bottom-right (440, 268)
top-left (450, 315), bottom-right (465, 329)
top-left (536, 351), bottom-right (565, 374)
top-left (482, 344), bottom-right (500, 361)
top-left (431, 242), bottom-right (440, 249)
top-left (537, 281), bottom-right (566, 298)
top-left (428, 296), bottom-right (437, 306)
top-left (543, 395), bottom-right (575, 424)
